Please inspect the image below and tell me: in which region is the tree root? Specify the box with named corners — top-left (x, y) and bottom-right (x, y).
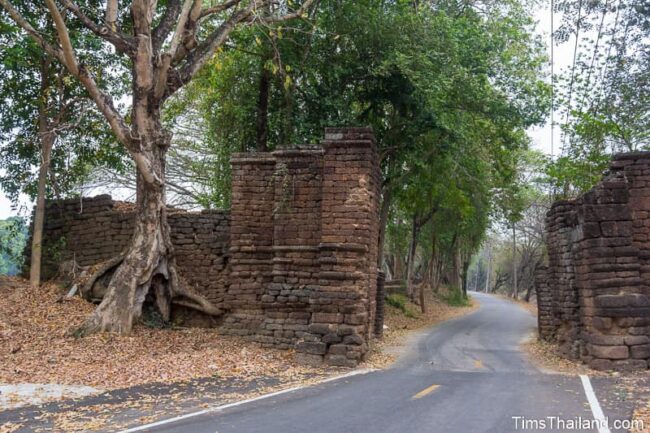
top-left (70, 254), bottom-right (222, 337)
top-left (79, 255), bottom-right (124, 301)
top-left (167, 258), bottom-right (223, 317)
top-left (172, 286), bottom-right (223, 316)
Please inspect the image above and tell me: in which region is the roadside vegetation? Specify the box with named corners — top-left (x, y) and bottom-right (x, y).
top-left (0, 0), bottom-right (647, 424)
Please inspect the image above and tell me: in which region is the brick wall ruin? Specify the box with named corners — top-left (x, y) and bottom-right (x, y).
top-left (27, 127), bottom-right (382, 367)
top-left (26, 195), bottom-right (230, 309)
top-left (223, 127), bottom-right (381, 366)
top-left (538, 152), bottom-right (650, 370)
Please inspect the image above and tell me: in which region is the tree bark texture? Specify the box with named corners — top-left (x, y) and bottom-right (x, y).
top-left (405, 213), bottom-right (418, 301)
top-left (255, 55), bottom-right (270, 151)
top-left (30, 57), bottom-right (55, 288)
top-left (377, 187), bottom-right (392, 269)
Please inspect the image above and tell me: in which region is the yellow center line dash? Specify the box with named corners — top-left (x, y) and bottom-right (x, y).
top-left (412, 384), bottom-right (441, 399)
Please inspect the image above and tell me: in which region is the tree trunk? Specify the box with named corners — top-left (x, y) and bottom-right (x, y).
top-left (377, 187), bottom-right (392, 268)
top-left (255, 56), bottom-right (270, 152)
top-left (461, 259), bottom-right (470, 298)
top-left (76, 133), bottom-right (221, 335)
top-left (450, 240), bottom-right (462, 294)
top-left (77, 136), bottom-right (171, 334)
top-left (406, 213), bottom-right (418, 301)
top-left (484, 244), bottom-right (491, 293)
top-left (419, 279), bottom-right (426, 314)
top-left (30, 57), bottom-right (55, 288)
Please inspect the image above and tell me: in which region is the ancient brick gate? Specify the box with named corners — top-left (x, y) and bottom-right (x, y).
top-left (26, 127), bottom-right (382, 367)
top-left (537, 152), bottom-right (650, 370)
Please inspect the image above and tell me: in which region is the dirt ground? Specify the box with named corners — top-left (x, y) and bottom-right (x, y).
top-left (0, 276), bottom-right (485, 432)
top-left (0, 277), bottom-right (333, 392)
top-left (0, 276), bottom-right (475, 389)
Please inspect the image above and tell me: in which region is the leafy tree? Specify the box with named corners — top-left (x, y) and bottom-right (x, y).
top-left (0, 217), bottom-right (27, 276)
top-left (0, 2), bottom-right (125, 287)
top-left (551, 0), bottom-right (649, 196)
top-left (162, 0), bottom-right (550, 299)
top-left (0, 0), bottom-right (316, 335)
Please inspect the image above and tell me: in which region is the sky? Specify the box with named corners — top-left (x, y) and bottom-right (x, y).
top-left (0, 3), bottom-right (575, 221)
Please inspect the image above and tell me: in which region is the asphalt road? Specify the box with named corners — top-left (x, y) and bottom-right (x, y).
top-left (138, 292), bottom-right (634, 433)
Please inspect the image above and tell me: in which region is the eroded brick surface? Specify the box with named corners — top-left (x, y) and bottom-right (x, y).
top-left (224, 127), bottom-right (381, 366)
top-left (538, 152), bottom-right (650, 370)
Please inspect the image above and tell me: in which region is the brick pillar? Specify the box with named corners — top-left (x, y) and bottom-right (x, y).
top-left (261, 148), bottom-right (324, 349)
top-left (295, 127), bottom-right (381, 367)
top-left (544, 153), bottom-right (650, 370)
top-left (545, 200), bottom-right (581, 358)
top-left (224, 154), bottom-right (276, 336)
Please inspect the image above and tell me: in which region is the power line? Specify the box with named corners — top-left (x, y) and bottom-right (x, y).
top-left (550, 0), bottom-right (555, 160)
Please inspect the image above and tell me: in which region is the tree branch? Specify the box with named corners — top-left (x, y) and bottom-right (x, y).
top-left (247, 0), bottom-right (315, 24)
top-left (44, 0), bottom-right (79, 74)
top-left (167, 0), bottom-right (194, 58)
top-left (152, 0), bottom-right (182, 53)
top-left (105, 0), bottom-right (118, 30)
top-left (199, 0), bottom-right (242, 18)
top-left (165, 2), bottom-right (259, 97)
top-left (59, 0), bottom-right (135, 56)
top-left (0, 0), bottom-right (66, 63)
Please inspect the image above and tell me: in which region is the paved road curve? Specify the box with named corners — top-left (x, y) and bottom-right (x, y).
top-left (140, 293), bottom-right (633, 433)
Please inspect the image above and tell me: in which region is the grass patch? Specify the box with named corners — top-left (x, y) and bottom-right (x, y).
top-left (386, 294), bottom-right (417, 318)
top-left (443, 288), bottom-right (471, 307)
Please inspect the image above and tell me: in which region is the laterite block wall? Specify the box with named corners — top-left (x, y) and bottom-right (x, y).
top-left (27, 127), bottom-right (382, 367)
top-left (538, 152), bottom-right (650, 370)
top-left (24, 195), bottom-right (229, 306)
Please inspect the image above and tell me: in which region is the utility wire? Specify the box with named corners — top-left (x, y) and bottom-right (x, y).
top-left (550, 0), bottom-right (555, 160)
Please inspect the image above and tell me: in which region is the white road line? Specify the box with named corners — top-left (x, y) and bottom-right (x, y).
top-left (580, 374), bottom-right (612, 433)
top-left (118, 368), bottom-right (376, 433)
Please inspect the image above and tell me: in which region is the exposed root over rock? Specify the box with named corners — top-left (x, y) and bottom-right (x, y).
top-left (69, 254), bottom-right (222, 338)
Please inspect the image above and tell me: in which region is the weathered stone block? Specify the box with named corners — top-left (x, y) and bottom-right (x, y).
top-left (295, 353), bottom-right (324, 366)
top-left (631, 344), bottom-right (650, 359)
top-left (624, 335), bottom-right (650, 345)
top-left (296, 341), bottom-right (327, 355)
top-left (589, 344), bottom-right (629, 360)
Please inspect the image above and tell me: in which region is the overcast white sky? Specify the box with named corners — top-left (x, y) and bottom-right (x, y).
top-left (0, 4), bottom-right (573, 221)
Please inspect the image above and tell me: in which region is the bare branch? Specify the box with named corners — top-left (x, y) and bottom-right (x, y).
top-left (44, 0), bottom-right (79, 74)
top-left (199, 0), bottom-right (242, 18)
top-left (59, 0), bottom-right (135, 56)
top-left (165, 0), bottom-right (316, 97)
top-left (76, 67), bottom-right (133, 146)
top-left (152, 0), bottom-right (182, 53)
top-left (166, 2), bottom-right (258, 96)
top-left (106, 0), bottom-right (118, 30)
top-left (167, 0), bottom-right (194, 58)
top-left (248, 0), bottom-right (315, 24)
